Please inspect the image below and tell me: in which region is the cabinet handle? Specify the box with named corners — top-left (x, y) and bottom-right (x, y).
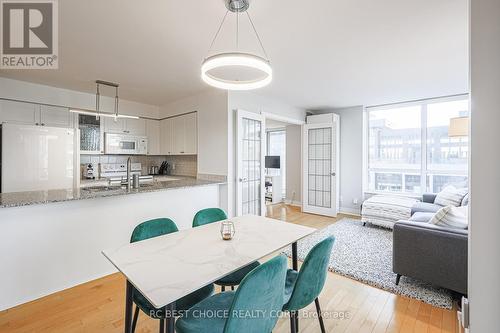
top-left (35, 123), bottom-right (39, 126)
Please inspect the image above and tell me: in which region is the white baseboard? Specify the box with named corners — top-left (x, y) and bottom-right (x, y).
top-left (339, 206), bottom-right (361, 216)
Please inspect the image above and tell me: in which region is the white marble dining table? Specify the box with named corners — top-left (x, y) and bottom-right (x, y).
top-left (102, 215), bottom-right (316, 333)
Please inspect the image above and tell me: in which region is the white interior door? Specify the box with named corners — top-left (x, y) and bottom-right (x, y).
top-left (236, 110), bottom-right (265, 216)
top-left (302, 123), bottom-right (338, 216)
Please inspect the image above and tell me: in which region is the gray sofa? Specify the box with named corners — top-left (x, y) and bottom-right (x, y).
top-left (392, 192), bottom-right (468, 295)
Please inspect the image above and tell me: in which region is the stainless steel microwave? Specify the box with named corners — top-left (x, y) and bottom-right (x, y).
top-left (104, 133), bottom-right (148, 155)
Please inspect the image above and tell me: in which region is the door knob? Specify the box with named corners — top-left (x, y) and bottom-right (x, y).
top-left (239, 177), bottom-right (248, 182)
top-left (331, 172), bottom-right (336, 176)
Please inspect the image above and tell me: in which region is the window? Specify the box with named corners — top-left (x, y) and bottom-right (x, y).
top-left (366, 96), bottom-right (468, 195)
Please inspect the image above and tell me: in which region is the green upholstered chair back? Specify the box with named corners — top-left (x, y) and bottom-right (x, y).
top-left (130, 218), bottom-right (178, 243)
top-left (284, 236), bottom-right (335, 311)
top-left (223, 255), bottom-right (287, 333)
top-left (192, 208), bottom-right (228, 228)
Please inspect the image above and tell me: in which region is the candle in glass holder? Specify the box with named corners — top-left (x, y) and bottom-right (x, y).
top-left (220, 221), bottom-right (235, 240)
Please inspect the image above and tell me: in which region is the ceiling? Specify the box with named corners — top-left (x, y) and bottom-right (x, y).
top-left (0, 0), bottom-right (468, 109)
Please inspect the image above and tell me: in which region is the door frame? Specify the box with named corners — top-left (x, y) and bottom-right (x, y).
top-left (302, 122), bottom-right (338, 217)
top-left (236, 109), bottom-right (266, 216)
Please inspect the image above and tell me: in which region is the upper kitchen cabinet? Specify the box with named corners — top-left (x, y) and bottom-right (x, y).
top-left (0, 100), bottom-right (39, 125)
top-left (146, 119), bottom-right (160, 155)
top-left (160, 118), bottom-right (173, 155)
top-left (40, 105), bottom-right (73, 128)
top-left (104, 117), bottom-right (146, 136)
top-left (0, 100), bottom-right (73, 128)
top-left (182, 112), bottom-right (198, 154)
top-left (160, 112), bottom-right (197, 155)
top-left (79, 114), bottom-right (104, 154)
top-left (125, 118), bottom-right (146, 136)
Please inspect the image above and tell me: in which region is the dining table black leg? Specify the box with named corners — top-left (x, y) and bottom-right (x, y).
top-left (124, 280), bottom-right (133, 333)
top-left (291, 242), bottom-right (299, 330)
top-left (292, 242), bottom-right (298, 271)
top-left (165, 302), bottom-right (175, 333)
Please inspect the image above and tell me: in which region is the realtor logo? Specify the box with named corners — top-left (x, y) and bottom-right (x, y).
top-left (1, 0), bottom-right (58, 69)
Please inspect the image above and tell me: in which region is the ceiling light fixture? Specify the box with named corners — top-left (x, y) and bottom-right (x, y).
top-left (69, 109), bottom-right (139, 119)
top-left (69, 80), bottom-right (139, 119)
top-left (201, 0), bottom-right (272, 91)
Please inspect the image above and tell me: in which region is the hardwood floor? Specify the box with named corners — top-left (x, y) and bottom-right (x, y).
top-left (0, 204), bottom-right (459, 333)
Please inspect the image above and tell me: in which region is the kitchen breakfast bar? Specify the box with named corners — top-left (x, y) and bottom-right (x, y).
top-left (0, 178), bottom-right (224, 311)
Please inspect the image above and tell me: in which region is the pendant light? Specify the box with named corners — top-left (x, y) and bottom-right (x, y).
top-left (70, 80), bottom-right (138, 119)
top-left (201, 0), bottom-right (272, 91)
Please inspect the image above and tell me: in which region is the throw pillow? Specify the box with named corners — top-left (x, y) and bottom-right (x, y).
top-left (434, 185), bottom-right (468, 207)
top-left (429, 205), bottom-right (468, 229)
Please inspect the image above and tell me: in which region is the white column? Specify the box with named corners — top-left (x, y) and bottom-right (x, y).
top-left (469, 0), bottom-right (500, 331)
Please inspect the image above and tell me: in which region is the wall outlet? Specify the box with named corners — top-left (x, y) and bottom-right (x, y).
top-left (353, 198), bottom-right (359, 205)
top-left (172, 163), bottom-right (176, 170)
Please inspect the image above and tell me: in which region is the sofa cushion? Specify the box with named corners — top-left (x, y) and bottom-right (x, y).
top-left (409, 212), bottom-right (435, 222)
top-left (429, 205), bottom-right (468, 229)
top-left (461, 193), bottom-right (469, 206)
top-left (411, 202), bottom-right (442, 215)
top-left (434, 186), bottom-right (468, 207)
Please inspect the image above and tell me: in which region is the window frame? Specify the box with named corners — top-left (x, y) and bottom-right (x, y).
top-left (363, 94), bottom-right (469, 197)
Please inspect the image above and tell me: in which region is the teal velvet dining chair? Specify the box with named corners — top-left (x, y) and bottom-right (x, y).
top-left (175, 254), bottom-right (288, 333)
top-left (192, 208), bottom-right (260, 291)
top-left (283, 236), bottom-right (335, 333)
top-left (129, 218), bottom-right (215, 333)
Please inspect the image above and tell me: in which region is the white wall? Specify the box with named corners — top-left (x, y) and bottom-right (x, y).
top-left (0, 77), bottom-right (160, 118)
top-left (469, 0), bottom-right (500, 331)
top-left (285, 125), bottom-right (302, 205)
top-left (313, 107), bottom-right (363, 215)
top-left (159, 90), bottom-right (229, 176)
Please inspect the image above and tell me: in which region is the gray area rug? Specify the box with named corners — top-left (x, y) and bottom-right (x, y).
top-left (283, 218), bottom-right (453, 309)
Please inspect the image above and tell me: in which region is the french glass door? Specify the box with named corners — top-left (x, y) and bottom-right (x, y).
top-left (236, 110), bottom-right (265, 216)
top-left (302, 123), bottom-right (338, 216)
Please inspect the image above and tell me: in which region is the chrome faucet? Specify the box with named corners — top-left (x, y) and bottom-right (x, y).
top-left (121, 157), bottom-right (132, 190)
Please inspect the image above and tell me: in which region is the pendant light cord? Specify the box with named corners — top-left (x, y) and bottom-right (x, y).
top-left (206, 10), bottom-right (229, 57)
top-left (246, 11), bottom-right (269, 60)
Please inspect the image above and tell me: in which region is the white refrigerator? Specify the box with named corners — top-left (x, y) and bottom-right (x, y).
top-left (1, 123), bottom-right (79, 193)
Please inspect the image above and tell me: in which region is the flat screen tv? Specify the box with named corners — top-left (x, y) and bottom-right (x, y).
top-left (265, 156), bottom-right (280, 169)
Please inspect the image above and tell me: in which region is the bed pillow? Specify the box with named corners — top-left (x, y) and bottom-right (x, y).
top-left (429, 205), bottom-right (468, 229)
top-left (434, 185), bottom-right (468, 207)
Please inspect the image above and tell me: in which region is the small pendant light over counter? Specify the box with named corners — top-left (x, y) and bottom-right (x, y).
top-left (201, 0), bottom-right (272, 91)
top-left (70, 80), bottom-right (139, 120)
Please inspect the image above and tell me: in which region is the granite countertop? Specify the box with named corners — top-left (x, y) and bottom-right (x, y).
top-left (0, 177), bottom-right (225, 208)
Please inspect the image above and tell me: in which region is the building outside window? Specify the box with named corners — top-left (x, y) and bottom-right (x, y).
top-left (366, 96), bottom-right (468, 195)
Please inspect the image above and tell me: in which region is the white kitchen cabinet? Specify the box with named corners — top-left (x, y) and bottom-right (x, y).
top-left (125, 118), bottom-right (146, 136)
top-left (183, 112), bottom-right (197, 154)
top-left (160, 112), bottom-right (197, 155)
top-left (160, 118), bottom-right (173, 155)
top-left (104, 117), bottom-right (146, 136)
top-left (171, 116), bottom-right (185, 154)
top-left (0, 100), bottom-right (73, 128)
top-left (146, 119), bottom-right (161, 155)
top-left (40, 105), bottom-right (73, 128)
top-left (0, 100), bottom-right (38, 125)
top-left (103, 117), bottom-right (126, 133)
